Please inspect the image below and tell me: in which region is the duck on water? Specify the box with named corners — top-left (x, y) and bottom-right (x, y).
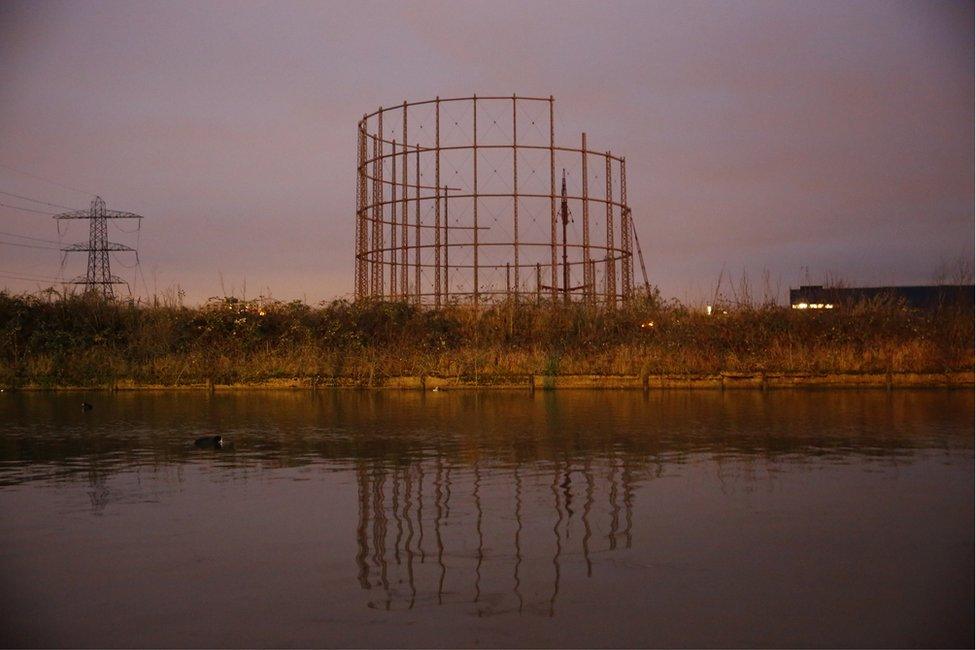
top-left (194, 435), bottom-right (223, 449)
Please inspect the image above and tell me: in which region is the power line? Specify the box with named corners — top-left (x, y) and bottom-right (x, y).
top-left (0, 239), bottom-right (61, 251)
top-left (0, 267), bottom-right (58, 277)
top-left (0, 162), bottom-right (96, 197)
top-left (0, 230), bottom-right (61, 245)
top-left (0, 201), bottom-right (57, 216)
top-left (0, 271), bottom-right (62, 283)
top-left (0, 189), bottom-right (79, 211)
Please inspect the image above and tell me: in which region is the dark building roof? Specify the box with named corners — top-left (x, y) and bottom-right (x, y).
top-left (789, 284), bottom-right (974, 310)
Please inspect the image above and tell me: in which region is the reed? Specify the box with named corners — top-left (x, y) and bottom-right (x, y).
top-left (0, 290), bottom-right (971, 388)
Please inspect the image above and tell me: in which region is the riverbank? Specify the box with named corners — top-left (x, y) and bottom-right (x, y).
top-left (6, 371), bottom-right (973, 391)
top-left (2, 292), bottom-right (972, 390)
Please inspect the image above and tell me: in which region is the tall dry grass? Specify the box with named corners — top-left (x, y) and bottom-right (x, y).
top-left (0, 289), bottom-right (971, 387)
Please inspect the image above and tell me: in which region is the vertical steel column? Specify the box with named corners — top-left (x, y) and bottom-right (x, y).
top-left (587, 259), bottom-right (596, 303)
top-left (371, 132), bottom-right (376, 298)
top-left (354, 123), bottom-right (361, 300)
top-left (560, 171), bottom-right (570, 305)
top-left (506, 262), bottom-right (511, 298)
top-left (535, 263), bottom-right (542, 305)
top-left (435, 98), bottom-right (441, 307)
top-left (390, 139), bottom-right (397, 298)
top-left (376, 110), bottom-right (385, 298)
top-left (414, 144), bottom-right (421, 305)
top-left (548, 96), bottom-right (557, 302)
top-left (619, 158), bottom-right (633, 303)
top-left (581, 132), bottom-right (591, 304)
top-left (370, 132), bottom-right (381, 297)
top-left (604, 152), bottom-right (615, 307)
top-left (443, 184), bottom-right (449, 298)
top-left (401, 103), bottom-right (409, 300)
top-left (356, 120), bottom-right (367, 300)
top-left (472, 94), bottom-right (479, 306)
top-left (512, 95), bottom-right (519, 300)
top-left (434, 186), bottom-right (441, 308)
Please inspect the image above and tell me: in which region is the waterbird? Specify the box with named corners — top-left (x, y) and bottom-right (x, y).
top-left (194, 435), bottom-right (223, 449)
top-left (81, 402), bottom-right (93, 411)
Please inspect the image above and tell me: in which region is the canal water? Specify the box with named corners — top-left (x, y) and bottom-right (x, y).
top-left (0, 390), bottom-right (972, 648)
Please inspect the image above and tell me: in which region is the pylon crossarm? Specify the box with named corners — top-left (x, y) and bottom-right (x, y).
top-left (52, 210), bottom-right (142, 220)
top-left (60, 242), bottom-right (135, 252)
top-left (65, 275), bottom-right (127, 285)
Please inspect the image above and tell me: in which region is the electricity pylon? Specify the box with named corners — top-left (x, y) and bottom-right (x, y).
top-left (54, 196), bottom-right (143, 299)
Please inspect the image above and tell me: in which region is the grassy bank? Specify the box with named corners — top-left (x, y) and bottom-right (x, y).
top-left (0, 291), bottom-right (972, 388)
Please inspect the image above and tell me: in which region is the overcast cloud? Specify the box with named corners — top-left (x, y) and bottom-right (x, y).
top-left (0, 0), bottom-right (971, 303)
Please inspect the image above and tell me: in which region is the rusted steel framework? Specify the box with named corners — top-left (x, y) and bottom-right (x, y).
top-left (355, 95), bottom-right (636, 307)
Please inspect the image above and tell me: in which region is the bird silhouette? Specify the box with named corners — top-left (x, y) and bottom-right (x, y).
top-left (194, 435), bottom-right (223, 449)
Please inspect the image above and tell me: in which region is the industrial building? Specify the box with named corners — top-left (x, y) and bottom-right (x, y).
top-left (789, 284), bottom-right (974, 310)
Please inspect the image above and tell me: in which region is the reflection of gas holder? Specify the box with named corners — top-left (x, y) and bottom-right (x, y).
top-left (354, 455), bottom-right (635, 616)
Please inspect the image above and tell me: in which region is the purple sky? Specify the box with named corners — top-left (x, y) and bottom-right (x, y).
top-left (0, 0), bottom-right (972, 304)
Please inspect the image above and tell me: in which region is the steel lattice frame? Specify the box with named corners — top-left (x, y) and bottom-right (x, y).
top-left (54, 196), bottom-right (143, 299)
top-left (355, 95), bottom-right (635, 307)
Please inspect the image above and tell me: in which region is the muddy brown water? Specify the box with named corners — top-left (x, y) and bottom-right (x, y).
top-left (0, 390), bottom-right (972, 648)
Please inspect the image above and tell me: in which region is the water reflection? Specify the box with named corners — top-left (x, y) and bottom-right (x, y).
top-left (0, 389), bottom-right (970, 519)
top-left (0, 390), bottom-right (971, 647)
top-left (0, 389), bottom-right (968, 486)
top-left (351, 453), bottom-right (644, 615)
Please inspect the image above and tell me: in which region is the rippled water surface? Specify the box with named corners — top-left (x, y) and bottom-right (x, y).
top-left (0, 390), bottom-right (972, 648)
